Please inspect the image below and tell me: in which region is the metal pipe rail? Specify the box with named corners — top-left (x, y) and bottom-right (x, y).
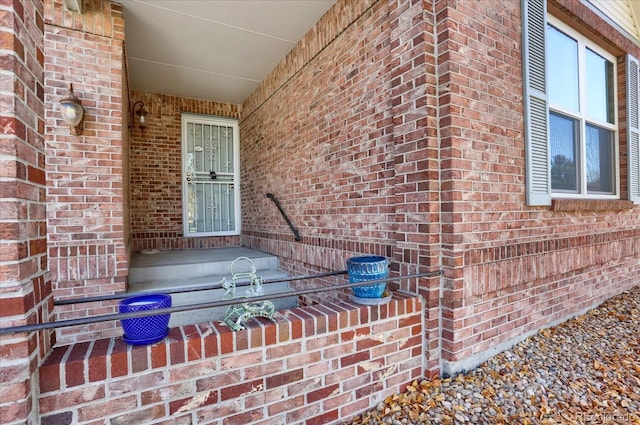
top-left (54, 270), bottom-right (348, 306)
top-left (0, 270), bottom-right (442, 335)
top-left (266, 193), bottom-right (301, 241)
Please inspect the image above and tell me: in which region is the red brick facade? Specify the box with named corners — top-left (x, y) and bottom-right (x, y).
top-left (37, 296), bottom-right (423, 424)
top-left (43, 0), bottom-right (128, 345)
top-left (243, 0), bottom-right (640, 375)
top-left (434, 0), bottom-right (640, 373)
top-left (129, 92), bottom-right (241, 252)
top-left (241, 0), bottom-right (445, 373)
top-left (1, 0), bottom-right (639, 423)
top-left (0, 0), bottom-right (52, 423)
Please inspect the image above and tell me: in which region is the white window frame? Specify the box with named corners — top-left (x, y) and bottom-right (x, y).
top-left (546, 16), bottom-right (619, 199)
top-left (522, 0), bottom-right (640, 206)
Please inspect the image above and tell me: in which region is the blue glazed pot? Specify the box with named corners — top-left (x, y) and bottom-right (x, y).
top-left (347, 256), bottom-right (389, 298)
top-left (119, 294), bottom-right (171, 345)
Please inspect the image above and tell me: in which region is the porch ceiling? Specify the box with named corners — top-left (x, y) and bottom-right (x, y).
top-left (116, 0), bottom-right (336, 105)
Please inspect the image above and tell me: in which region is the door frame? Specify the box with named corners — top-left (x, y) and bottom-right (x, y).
top-left (181, 113), bottom-right (241, 237)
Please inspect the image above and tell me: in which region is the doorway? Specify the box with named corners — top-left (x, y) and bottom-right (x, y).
top-left (181, 114), bottom-right (240, 237)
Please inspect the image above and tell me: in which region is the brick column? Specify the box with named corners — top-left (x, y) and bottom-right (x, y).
top-left (388, 0), bottom-right (442, 376)
top-left (43, 0), bottom-right (127, 344)
top-left (0, 0), bottom-right (52, 423)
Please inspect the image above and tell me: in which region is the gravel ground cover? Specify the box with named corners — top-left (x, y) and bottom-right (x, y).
top-left (344, 286), bottom-right (640, 424)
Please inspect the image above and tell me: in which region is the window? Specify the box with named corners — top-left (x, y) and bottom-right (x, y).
top-left (522, 0), bottom-right (640, 206)
top-left (547, 19), bottom-right (617, 196)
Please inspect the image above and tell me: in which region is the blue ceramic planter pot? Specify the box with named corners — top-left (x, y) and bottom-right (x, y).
top-left (347, 256), bottom-right (389, 298)
top-left (119, 294), bottom-right (171, 345)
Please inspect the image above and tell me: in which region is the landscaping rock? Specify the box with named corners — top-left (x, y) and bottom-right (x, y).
top-left (344, 286), bottom-right (640, 424)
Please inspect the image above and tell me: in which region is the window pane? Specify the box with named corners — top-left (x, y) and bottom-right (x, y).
top-left (586, 124), bottom-right (614, 193)
top-left (550, 112), bottom-right (579, 192)
top-left (547, 25), bottom-right (579, 112)
top-left (586, 49), bottom-right (614, 124)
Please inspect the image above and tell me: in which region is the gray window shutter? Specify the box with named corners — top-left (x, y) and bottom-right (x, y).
top-left (628, 54), bottom-right (640, 204)
top-left (522, 0), bottom-right (551, 206)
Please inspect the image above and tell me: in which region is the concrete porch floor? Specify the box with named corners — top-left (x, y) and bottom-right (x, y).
top-left (129, 246), bottom-right (275, 269)
top-left (127, 246), bottom-right (298, 327)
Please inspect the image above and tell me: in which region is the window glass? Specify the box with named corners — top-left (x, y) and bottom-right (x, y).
top-left (545, 18), bottom-right (618, 198)
top-left (550, 112), bottom-right (579, 192)
top-left (547, 25), bottom-right (579, 112)
top-left (586, 49), bottom-right (614, 124)
top-left (585, 124), bottom-right (614, 193)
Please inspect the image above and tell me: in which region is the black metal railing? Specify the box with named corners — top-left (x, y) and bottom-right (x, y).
top-left (54, 270), bottom-right (347, 306)
top-left (0, 270), bottom-right (443, 335)
top-left (266, 193), bottom-right (301, 241)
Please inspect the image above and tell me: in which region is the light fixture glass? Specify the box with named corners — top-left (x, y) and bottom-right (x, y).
top-left (63, 0), bottom-right (83, 13)
top-left (131, 100), bottom-right (148, 130)
top-left (59, 83), bottom-right (84, 136)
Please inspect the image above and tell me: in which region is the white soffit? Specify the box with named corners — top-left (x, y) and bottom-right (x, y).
top-left (117, 0), bottom-right (336, 105)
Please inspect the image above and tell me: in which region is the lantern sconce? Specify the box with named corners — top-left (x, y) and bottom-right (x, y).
top-left (59, 83), bottom-right (85, 136)
top-left (130, 100), bottom-right (148, 130)
top-left (63, 0), bottom-right (83, 13)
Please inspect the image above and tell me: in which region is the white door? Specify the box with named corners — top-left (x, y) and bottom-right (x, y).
top-left (182, 114), bottom-right (240, 237)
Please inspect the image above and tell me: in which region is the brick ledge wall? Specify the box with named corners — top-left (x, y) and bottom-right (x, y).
top-left (38, 293), bottom-right (424, 425)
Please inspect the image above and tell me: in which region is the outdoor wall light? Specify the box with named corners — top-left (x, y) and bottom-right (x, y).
top-left (131, 100), bottom-right (148, 130)
top-left (63, 0), bottom-right (83, 13)
top-left (59, 83), bottom-right (85, 136)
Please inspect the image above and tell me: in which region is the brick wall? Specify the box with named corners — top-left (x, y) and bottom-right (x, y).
top-left (0, 0), bottom-right (51, 423)
top-left (240, 0), bottom-right (445, 373)
top-left (240, 1), bottom-right (439, 370)
top-left (3, 0), bottom-right (639, 422)
top-left (388, 0), bottom-right (442, 375)
top-left (128, 91), bottom-right (241, 252)
top-left (434, 0), bottom-right (640, 374)
top-left (239, 0), bottom-right (639, 375)
top-left (43, 0), bottom-right (127, 344)
top-left (241, 0), bottom-right (396, 273)
top-left (37, 294), bottom-right (423, 424)
top-left (27, 0), bottom-right (640, 408)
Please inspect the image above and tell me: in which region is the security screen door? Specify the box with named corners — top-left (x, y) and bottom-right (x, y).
top-left (182, 114), bottom-right (240, 237)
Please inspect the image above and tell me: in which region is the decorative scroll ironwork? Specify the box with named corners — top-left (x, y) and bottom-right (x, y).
top-left (221, 257), bottom-right (275, 331)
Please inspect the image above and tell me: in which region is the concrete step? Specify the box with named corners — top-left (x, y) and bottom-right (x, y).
top-left (129, 247), bottom-right (279, 284)
top-left (127, 247), bottom-right (298, 327)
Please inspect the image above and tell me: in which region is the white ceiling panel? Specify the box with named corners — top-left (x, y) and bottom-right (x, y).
top-left (117, 0), bottom-right (336, 104)
top-left (128, 58), bottom-right (259, 104)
